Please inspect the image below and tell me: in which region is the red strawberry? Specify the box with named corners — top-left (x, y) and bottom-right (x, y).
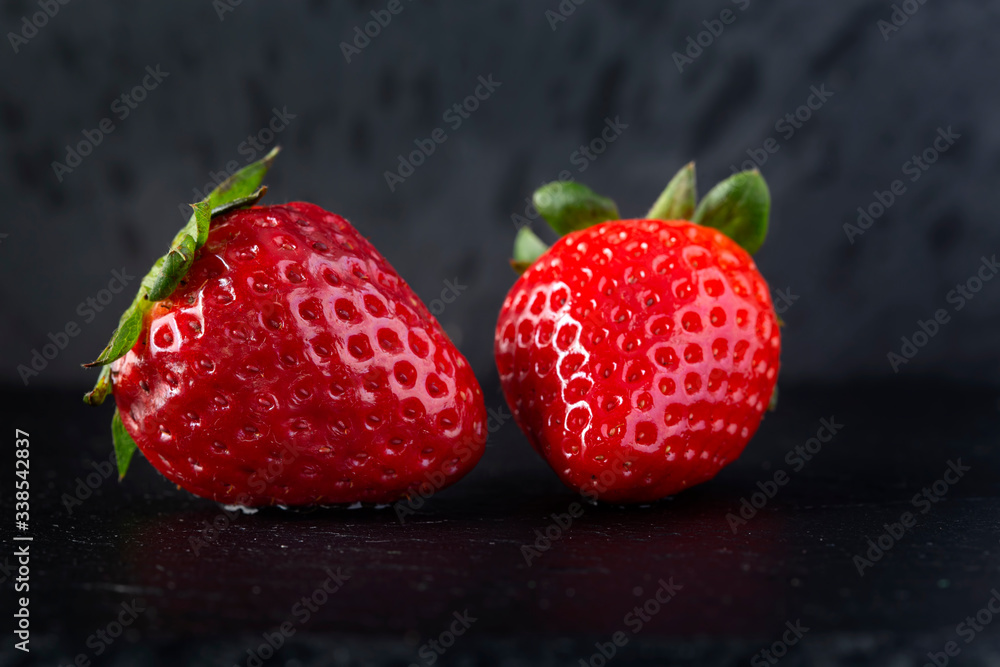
top-left (85, 150), bottom-right (487, 506)
top-left (495, 164), bottom-right (780, 503)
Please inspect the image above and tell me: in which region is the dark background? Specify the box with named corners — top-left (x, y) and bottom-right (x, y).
top-left (1, 0), bottom-right (999, 390)
top-left (2, 2), bottom-right (1000, 666)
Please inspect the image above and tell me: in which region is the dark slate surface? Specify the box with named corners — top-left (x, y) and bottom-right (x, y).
top-left (1, 381), bottom-right (999, 666)
top-left (1, 0), bottom-right (999, 390)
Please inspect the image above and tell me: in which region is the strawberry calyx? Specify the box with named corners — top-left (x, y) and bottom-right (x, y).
top-left (648, 161), bottom-right (696, 221)
top-left (533, 181), bottom-right (621, 236)
top-left (691, 168), bottom-right (770, 255)
top-left (510, 227), bottom-right (551, 274)
top-left (83, 147), bottom-right (281, 478)
top-left (510, 181), bottom-right (620, 274)
top-left (511, 162), bottom-right (771, 271)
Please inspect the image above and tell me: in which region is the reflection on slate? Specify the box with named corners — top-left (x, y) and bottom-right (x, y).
top-left (3, 380), bottom-right (999, 666)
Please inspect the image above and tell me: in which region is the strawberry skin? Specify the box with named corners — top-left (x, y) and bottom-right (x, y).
top-left (495, 218), bottom-right (780, 503)
top-left (111, 202), bottom-right (487, 506)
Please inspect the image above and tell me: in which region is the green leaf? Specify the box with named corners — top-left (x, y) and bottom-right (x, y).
top-left (146, 233), bottom-right (196, 301)
top-left (82, 150), bottom-right (280, 383)
top-left (209, 186), bottom-right (268, 220)
top-left (207, 147), bottom-right (279, 211)
top-left (192, 199), bottom-right (212, 247)
top-left (83, 366), bottom-right (112, 406)
top-left (83, 306), bottom-right (145, 368)
top-left (111, 409), bottom-right (140, 479)
top-left (533, 181), bottom-right (620, 237)
top-left (648, 162), bottom-right (696, 221)
top-left (692, 170), bottom-right (770, 255)
top-left (510, 227), bottom-right (551, 274)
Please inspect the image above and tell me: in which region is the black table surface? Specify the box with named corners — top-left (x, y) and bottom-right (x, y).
top-left (2, 380), bottom-right (999, 667)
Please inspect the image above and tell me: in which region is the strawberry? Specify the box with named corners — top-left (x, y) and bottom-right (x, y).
top-left (85, 149), bottom-right (487, 506)
top-left (495, 164), bottom-right (780, 503)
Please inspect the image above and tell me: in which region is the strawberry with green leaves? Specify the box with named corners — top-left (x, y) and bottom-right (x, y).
top-left (85, 150), bottom-right (487, 506)
top-left (495, 164), bottom-right (780, 503)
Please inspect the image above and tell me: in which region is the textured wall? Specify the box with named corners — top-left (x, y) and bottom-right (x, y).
top-left (1, 0), bottom-right (997, 389)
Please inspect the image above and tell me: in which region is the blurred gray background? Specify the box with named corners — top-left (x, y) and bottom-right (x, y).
top-left (1, 0), bottom-right (997, 391)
